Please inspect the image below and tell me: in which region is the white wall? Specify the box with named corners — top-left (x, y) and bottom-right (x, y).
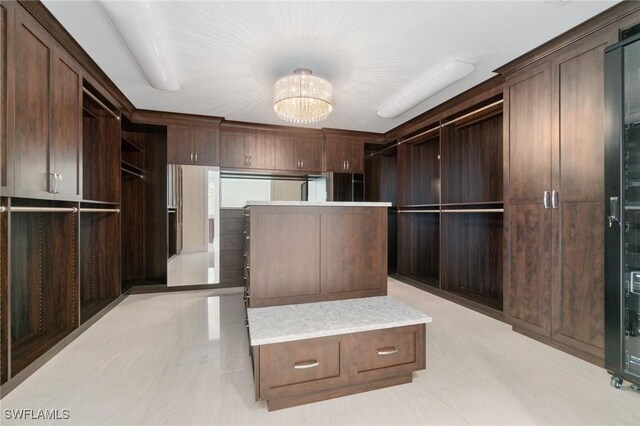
top-left (221, 178), bottom-right (271, 208)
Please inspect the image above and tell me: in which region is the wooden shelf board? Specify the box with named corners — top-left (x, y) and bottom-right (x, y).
top-left (121, 136), bottom-right (144, 153)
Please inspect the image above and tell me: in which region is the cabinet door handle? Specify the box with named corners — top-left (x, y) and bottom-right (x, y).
top-left (377, 346), bottom-right (399, 356)
top-left (343, 160), bottom-right (346, 170)
top-left (551, 190), bottom-right (559, 209)
top-left (294, 360), bottom-right (319, 369)
top-left (346, 160), bottom-right (350, 170)
top-left (49, 173), bottom-right (56, 193)
top-left (190, 151), bottom-right (194, 162)
top-left (245, 155), bottom-right (248, 165)
top-left (301, 158), bottom-right (304, 168)
top-left (56, 174), bottom-right (62, 194)
top-left (543, 191), bottom-right (550, 209)
top-left (195, 150), bottom-right (198, 163)
top-left (249, 155), bottom-right (252, 166)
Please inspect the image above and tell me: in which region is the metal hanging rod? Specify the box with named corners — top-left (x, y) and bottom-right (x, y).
top-left (387, 99), bottom-right (504, 150)
top-left (10, 206), bottom-right (78, 213)
top-left (121, 167), bottom-right (143, 179)
top-left (369, 143), bottom-right (398, 157)
top-left (442, 208), bottom-right (504, 213)
top-left (83, 87), bottom-right (120, 121)
top-left (400, 125), bottom-right (440, 145)
top-left (80, 208), bottom-right (120, 213)
top-left (398, 210), bottom-right (440, 214)
top-left (440, 100), bottom-right (503, 128)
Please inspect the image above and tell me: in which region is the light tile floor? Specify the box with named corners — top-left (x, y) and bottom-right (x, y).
top-left (1, 278), bottom-right (639, 425)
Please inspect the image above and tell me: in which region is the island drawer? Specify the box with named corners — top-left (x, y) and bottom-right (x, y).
top-left (259, 335), bottom-right (349, 399)
top-left (351, 324), bottom-right (425, 380)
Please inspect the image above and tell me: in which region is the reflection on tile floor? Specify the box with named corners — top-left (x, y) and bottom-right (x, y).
top-left (167, 250), bottom-right (216, 286)
top-left (2, 278), bottom-right (639, 425)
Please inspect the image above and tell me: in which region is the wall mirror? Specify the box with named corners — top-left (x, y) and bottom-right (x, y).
top-left (167, 165), bottom-right (220, 286)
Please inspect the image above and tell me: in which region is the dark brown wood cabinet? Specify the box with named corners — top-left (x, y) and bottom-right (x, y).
top-left (274, 136), bottom-right (322, 173)
top-left (254, 324), bottom-right (425, 411)
top-left (505, 29), bottom-right (617, 361)
top-left (11, 9), bottom-right (82, 201)
top-left (246, 205), bottom-right (387, 307)
top-left (167, 125), bottom-right (219, 166)
top-left (325, 137), bottom-right (364, 173)
top-left (320, 208), bottom-right (387, 294)
top-left (221, 130), bottom-right (275, 170)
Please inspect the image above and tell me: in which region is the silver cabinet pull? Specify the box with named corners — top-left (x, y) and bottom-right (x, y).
top-left (301, 158), bottom-right (304, 168)
top-left (347, 160), bottom-right (350, 170)
top-left (56, 173), bottom-right (62, 194)
top-left (190, 151), bottom-right (194, 162)
top-left (49, 173), bottom-right (56, 193)
top-left (551, 190), bottom-right (558, 209)
top-left (294, 360), bottom-right (319, 369)
top-left (195, 150), bottom-right (198, 163)
top-left (245, 155), bottom-right (248, 165)
top-left (543, 191), bottom-right (550, 209)
top-left (377, 347), bottom-right (399, 356)
top-left (249, 155), bottom-right (252, 166)
top-left (343, 160), bottom-right (346, 170)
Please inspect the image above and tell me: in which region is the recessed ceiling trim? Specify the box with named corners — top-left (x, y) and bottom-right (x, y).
top-left (99, 0), bottom-right (180, 92)
top-left (377, 60), bottom-right (476, 119)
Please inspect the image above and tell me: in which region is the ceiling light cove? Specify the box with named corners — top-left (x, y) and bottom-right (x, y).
top-left (99, 0), bottom-right (180, 92)
top-left (377, 60), bottom-right (476, 119)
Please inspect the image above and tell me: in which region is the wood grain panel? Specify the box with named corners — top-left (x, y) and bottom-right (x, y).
top-left (246, 133), bottom-right (275, 169)
top-left (193, 127), bottom-right (219, 166)
top-left (259, 335), bottom-right (348, 400)
top-left (555, 202), bottom-right (604, 351)
top-left (442, 113), bottom-right (503, 204)
top-left (557, 43), bottom-right (606, 203)
top-left (299, 140), bottom-right (322, 173)
top-left (397, 212), bottom-right (439, 287)
top-left (252, 212), bottom-right (321, 300)
top-left (320, 209), bottom-right (386, 293)
top-left (220, 132), bottom-right (246, 168)
top-left (509, 203), bottom-right (551, 334)
top-left (274, 137), bottom-right (298, 171)
top-left (51, 49), bottom-right (81, 200)
top-left (167, 125), bottom-right (192, 165)
top-left (398, 136), bottom-right (439, 206)
top-left (508, 63), bottom-right (551, 204)
top-left (441, 212), bottom-right (503, 311)
top-left (13, 13), bottom-right (51, 198)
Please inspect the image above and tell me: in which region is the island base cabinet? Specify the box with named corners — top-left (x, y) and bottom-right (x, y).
top-left (254, 324), bottom-right (425, 411)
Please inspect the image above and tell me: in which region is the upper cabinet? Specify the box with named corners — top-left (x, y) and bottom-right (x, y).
top-left (10, 8), bottom-right (82, 201)
top-left (167, 124), bottom-right (219, 166)
top-left (221, 129), bottom-right (276, 170)
top-left (274, 135), bottom-right (323, 173)
top-left (325, 136), bottom-right (364, 173)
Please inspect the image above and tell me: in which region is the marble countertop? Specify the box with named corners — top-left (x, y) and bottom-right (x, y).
top-left (244, 201), bottom-right (392, 207)
top-left (247, 296), bottom-right (432, 346)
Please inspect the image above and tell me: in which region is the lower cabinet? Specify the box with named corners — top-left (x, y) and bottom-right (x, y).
top-left (254, 324), bottom-right (425, 411)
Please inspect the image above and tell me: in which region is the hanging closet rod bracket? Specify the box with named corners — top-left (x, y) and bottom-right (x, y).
top-left (83, 87), bottom-right (120, 121)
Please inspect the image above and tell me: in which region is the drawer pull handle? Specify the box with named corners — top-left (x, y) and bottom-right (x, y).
top-left (294, 360), bottom-right (319, 369)
top-left (377, 347), bottom-right (399, 356)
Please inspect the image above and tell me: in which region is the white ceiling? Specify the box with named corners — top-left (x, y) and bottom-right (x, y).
top-left (43, 0), bottom-right (618, 133)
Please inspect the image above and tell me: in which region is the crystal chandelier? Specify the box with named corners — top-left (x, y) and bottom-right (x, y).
top-left (273, 68), bottom-right (333, 124)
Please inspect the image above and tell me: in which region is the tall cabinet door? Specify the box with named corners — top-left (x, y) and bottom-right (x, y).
top-left (245, 133), bottom-right (275, 170)
top-left (51, 48), bottom-right (82, 201)
top-left (551, 33), bottom-right (615, 356)
top-left (12, 10), bottom-right (53, 199)
top-left (220, 132), bottom-right (247, 168)
top-left (167, 125), bottom-right (193, 165)
top-left (192, 127), bottom-right (219, 166)
top-left (506, 62), bottom-right (553, 335)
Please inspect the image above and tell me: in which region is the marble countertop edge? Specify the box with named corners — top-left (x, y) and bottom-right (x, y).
top-left (249, 317), bottom-right (432, 346)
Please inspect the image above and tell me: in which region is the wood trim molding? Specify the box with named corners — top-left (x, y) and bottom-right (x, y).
top-left (495, 1), bottom-right (640, 77)
top-left (17, 0), bottom-right (135, 113)
top-left (130, 109), bottom-right (224, 127)
top-left (322, 128), bottom-right (386, 144)
top-left (221, 120), bottom-right (325, 137)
